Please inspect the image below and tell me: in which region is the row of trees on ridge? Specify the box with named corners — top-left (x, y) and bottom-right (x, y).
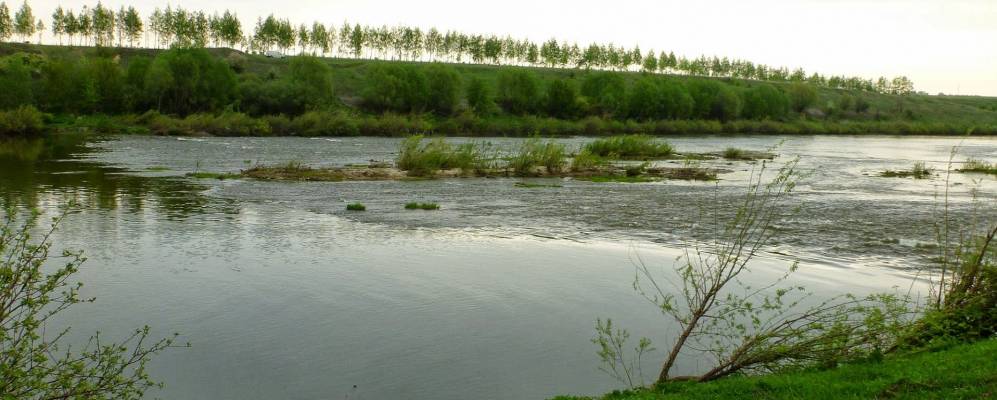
top-left (0, 1), bottom-right (916, 95)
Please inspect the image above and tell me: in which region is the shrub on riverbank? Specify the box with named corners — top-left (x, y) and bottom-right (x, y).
top-left (555, 339), bottom-right (997, 400)
top-left (346, 203), bottom-right (366, 211)
top-left (0, 106), bottom-right (45, 137)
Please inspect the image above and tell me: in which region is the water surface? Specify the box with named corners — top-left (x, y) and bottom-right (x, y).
top-left (2, 134), bottom-right (994, 399)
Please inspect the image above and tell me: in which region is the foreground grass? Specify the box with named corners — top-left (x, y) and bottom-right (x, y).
top-left (958, 159), bottom-right (997, 175)
top-left (555, 339), bottom-right (997, 400)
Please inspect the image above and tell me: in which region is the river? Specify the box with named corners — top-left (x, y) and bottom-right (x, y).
top-left (1, 134), bottom-right (994, 399)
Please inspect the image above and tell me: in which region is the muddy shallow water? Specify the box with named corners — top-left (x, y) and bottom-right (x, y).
top-left (2, 134), bottom-right (995, 399)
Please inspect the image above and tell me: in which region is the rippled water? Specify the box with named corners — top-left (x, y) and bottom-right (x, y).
top-left (2, 134), bottom-right (995, 399)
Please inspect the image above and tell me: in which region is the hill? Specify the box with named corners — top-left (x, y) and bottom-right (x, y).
top-left (2, 43), bottom-right (997, 137)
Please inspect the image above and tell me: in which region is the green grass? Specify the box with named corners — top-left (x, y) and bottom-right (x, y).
top-left (579, 175), bottom-right (661, 183)
top-left (515, 181), bottom-right (563, 188)
top-left (396, 135), bottom-right (493, 176)
top-left (509, 137), bottom-right (567, 176)
top-left (661, 165), bottom-right (720, 181)
top-left (957, 159), bottom-right (997, 175)
top-left (554, 339), bottom-right (997, 400)
top-left (186, 171), bottom-right (241, 180)
top-left (882, 161), bottom-right (933, 179)
top-left (346, 203), bottom-right (366, 211)
top-left (722, 147), bottom-right (745, 160)
top-left (404, 202), bottom-right (440, 210)
top-left (583, 135), bottom-right (675, 159)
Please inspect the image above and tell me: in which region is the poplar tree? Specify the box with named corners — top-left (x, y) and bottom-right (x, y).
top-left (13, 0), bottom-right (33, 42)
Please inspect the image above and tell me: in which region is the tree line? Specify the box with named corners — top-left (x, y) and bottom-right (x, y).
top-left (2, 45), bottom-right (876, 127)
top-left (0, 0), bottom-right (916, 95)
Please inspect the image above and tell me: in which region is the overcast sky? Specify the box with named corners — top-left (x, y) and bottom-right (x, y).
top-left (29, 0), bottom-right (997, 96)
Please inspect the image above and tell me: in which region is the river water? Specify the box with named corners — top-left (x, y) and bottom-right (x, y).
top-left (1, 135), bottom-right (995, 399)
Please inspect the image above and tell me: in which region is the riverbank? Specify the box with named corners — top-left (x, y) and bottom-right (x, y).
top-left (3, 43), bottom-right (997, 138)
top-left (554, 339), bottom-right (997, 400)
top-left (42, 110), bottom-right (997, 137)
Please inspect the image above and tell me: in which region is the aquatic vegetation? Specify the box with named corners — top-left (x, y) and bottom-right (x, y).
top-left (514, 182), bottom-right (563, 188)
top-left (570, 150), bottom-right (609, 172)
top-left (186, 171), bottom-right (242, 180)
top-left (957, 159), bottom-right (997, 175)
top-left (583, 135), bottom-right (674, 159)
top-left (722, 147), bottom-right (744, 160)
top-left (508, 137), bottom-right (566, 176)
top-left (580, 175), bottom-right (660, 183)
top-left (147, 166), bottom-right (171, 171)
top-left (662, 167), bottom-right (719, 181)
top-left (719, 147), bottom-right (776, 161)
top-left (405, 202), bottom-right (441, 210)
top-left (242, 162), bottom-right (404, 181)
top-left (396, 135), bottom-right (492, 176)
top-left (625, 162), bottom-right (651, 177)
top-left (346, 203), bottom-right (366, 211)
top-left (881, 161), bottom-right (932, 179)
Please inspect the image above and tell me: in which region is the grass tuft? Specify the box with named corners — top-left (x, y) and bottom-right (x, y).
top-left (396, 135), bottom-right (492, 176)
top-left (186, 171), bottom-right (241, 180)
top-left (404, 202), bottom-right (440, 210)
top-left (579, 175), bottom-right (660, 183)
top-left (583, 135), bottom-right (674, 159)
top-left (346, 203), bottom-right (366, 211)
top-left (957, 159), bottom-right (997, 175)
top-left (881, 161), bottom-right (932, 179)
top-left (515, 181), bottom-right (562, 188)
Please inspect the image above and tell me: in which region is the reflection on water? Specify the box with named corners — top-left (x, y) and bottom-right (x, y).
top-left (0, 136), bottom-right (237, 219)
top-left (0, 134), bottom-right (994, 400)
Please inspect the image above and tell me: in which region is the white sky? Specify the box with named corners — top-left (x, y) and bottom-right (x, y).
top-left (26, 0), bottom-right (997, 96)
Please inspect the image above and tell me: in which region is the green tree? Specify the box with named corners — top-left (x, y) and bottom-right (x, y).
top-left (287, 55), bottom-right (334, 109)
top-left (466, 76), bottom-right (496, 115)
top-left (545, 78), bottom-right (580, 118)
top-left (642, 50), bottom-right (657, 73)
top-left (741, 84), bottom-right (789, 120)
top-left (0, 3), bottom-right (12, 42)
top-left (496, 69), bottom-right (541, 115)
top-left (424, 63), bottom-right (461, 115)
top-left (581, 72), bottom-right (627, 118)
top-left (627, 78), bottom-right (663, 120)
top-left (12, 0), bottom-right (32, 42)
top-left (0, 56), bottom-right (33, 109)
top-left (788, 82), bottom-right (818, 112)
top-left (361, 64), bottom-right (428, 113)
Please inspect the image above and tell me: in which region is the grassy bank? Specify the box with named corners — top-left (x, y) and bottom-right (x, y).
top-left (3, 43), bottom-right (997, 137)
top-left (38, 110), bottom-right (997, 137)
top-left (554, 339), bottom-right (997, 400)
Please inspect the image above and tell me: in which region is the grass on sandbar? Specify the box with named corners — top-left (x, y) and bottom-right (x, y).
top-left (186, 171), bottom-right (241, 180)
top-left (881, 161), bottom-right (932, 179)
top-left (346, 203), bottom-right (366, 211)
top-left (404, 202), bottom-right (440, 210)
top-left (583, 135), bottom-right (675, 159)
top-left (957, 159), bottom-right (997, 175)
